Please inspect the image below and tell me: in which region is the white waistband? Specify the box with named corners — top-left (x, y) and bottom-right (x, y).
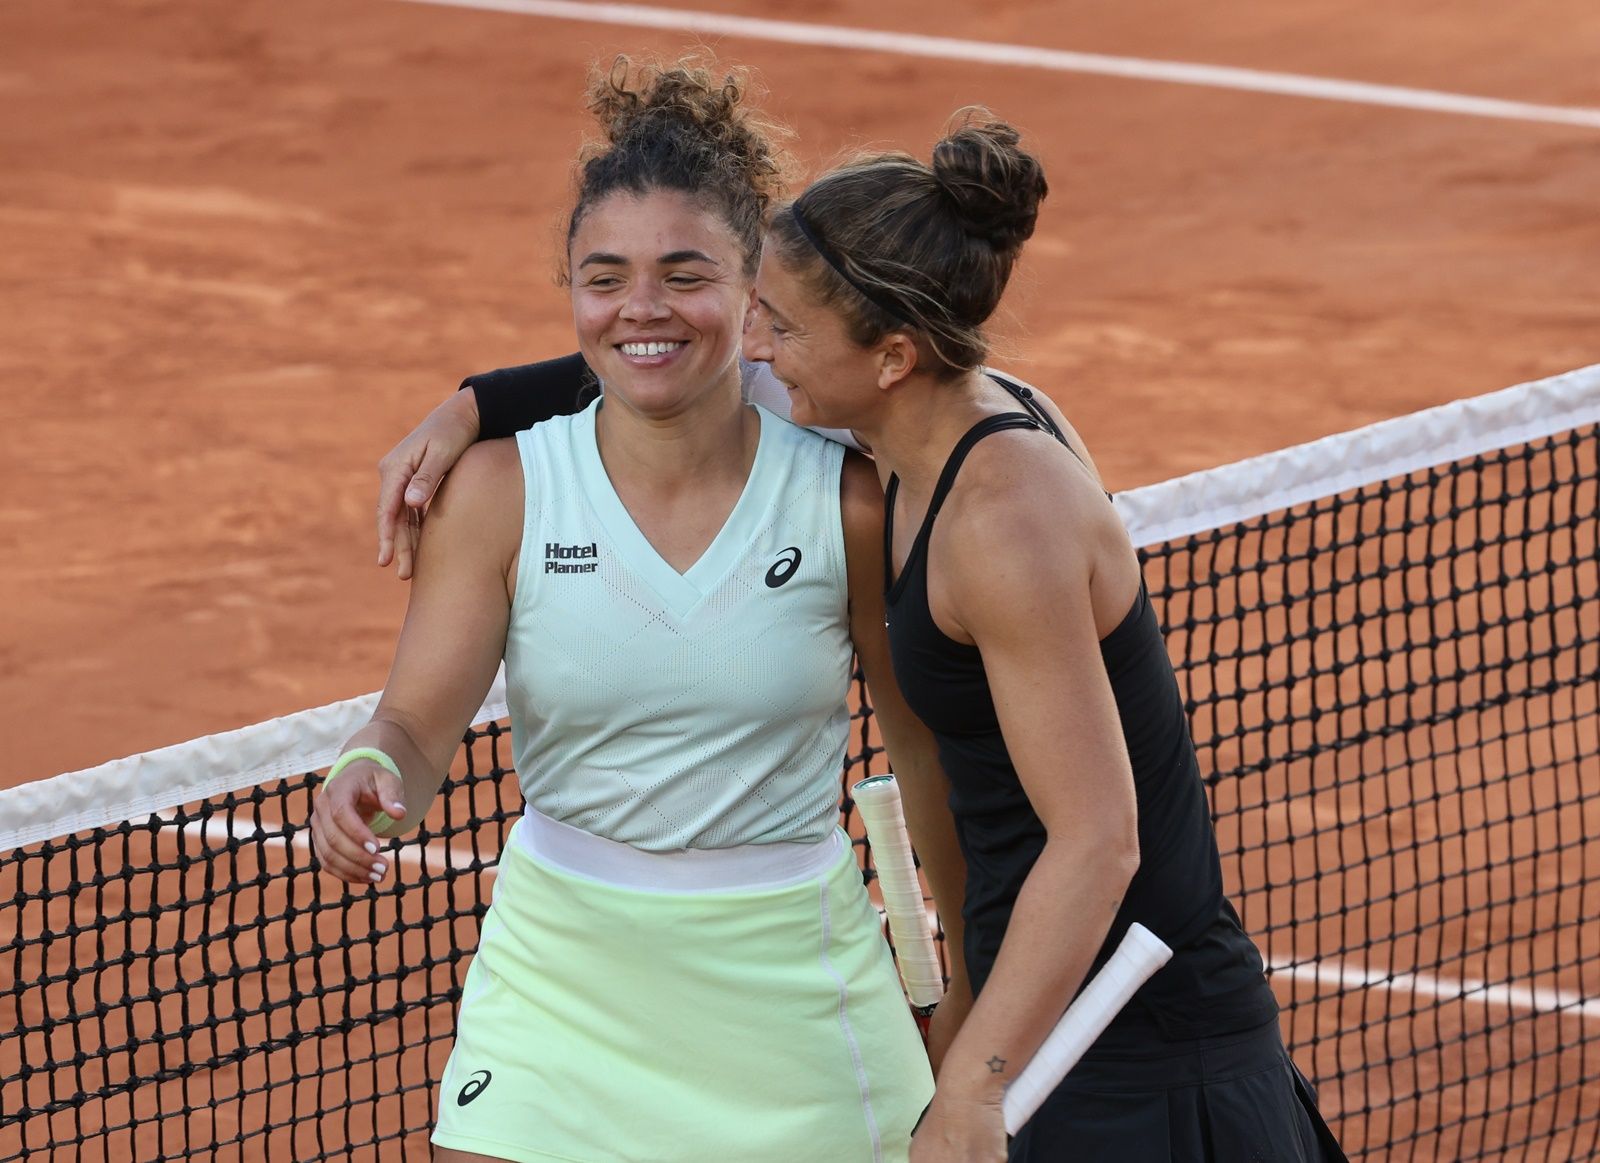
top-left (510, 811), bottom-right (847, 893)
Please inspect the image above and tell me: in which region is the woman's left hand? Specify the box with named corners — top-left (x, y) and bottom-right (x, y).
top-left (909, 1089), bottom-right (1007, 1163)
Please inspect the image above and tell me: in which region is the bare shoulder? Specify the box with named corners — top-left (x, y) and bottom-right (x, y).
top-left (933, 426), bottom-right (1143, 645)
top-left (838, 448), bottom-right (887, 584)
top-left (839, 448), bottom-right (886, 529)
top-left (428, 438), bottom-right (522, 516)
top-left (945, 426), bottom-right (1114, 555)
top-left (983, 367), bottom-right (1106, 486)
top-left (418, 438), bottom-right (525, 569)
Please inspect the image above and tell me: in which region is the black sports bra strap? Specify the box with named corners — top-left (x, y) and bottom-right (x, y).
top-left (986, 372), bottom-right (1107, 492)
top-left (987, 371), bottom-right (1078, 450)
top-left (885, 412), bottom-right (1042, 596)
top-left (927, 413), bottom-right (1042, 521)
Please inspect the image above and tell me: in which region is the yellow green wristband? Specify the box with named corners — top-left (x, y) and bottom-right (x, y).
top-left (324, 747), bottom-right (401, 832)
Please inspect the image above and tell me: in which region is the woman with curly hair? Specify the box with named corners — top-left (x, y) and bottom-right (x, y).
top-left (310, 58), bottom-right (941, 1163)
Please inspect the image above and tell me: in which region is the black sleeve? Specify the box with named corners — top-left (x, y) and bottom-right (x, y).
top-left (463, 352), bottom-right (598, 440)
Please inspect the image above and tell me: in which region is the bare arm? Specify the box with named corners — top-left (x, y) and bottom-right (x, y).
top-left (315, 440), bottom-right (522, 883)
top-left (839, 452), bottom-right (971, 1067)
top-left (911, 449), bottom-right (1140, 1162)
top-left (376, 353), bottom-right (596, 578)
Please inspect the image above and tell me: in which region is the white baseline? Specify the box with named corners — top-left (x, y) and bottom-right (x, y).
top-left (1267, 955), bottom-right (1600, 1023)
top-left (398, 0), bottom-right (1600, 130)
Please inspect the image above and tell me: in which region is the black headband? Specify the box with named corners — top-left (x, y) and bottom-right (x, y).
top-left (788, 202), bottom-right (913, 326)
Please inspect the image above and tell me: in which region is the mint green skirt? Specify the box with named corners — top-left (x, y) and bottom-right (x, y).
top-left (431, 819), bottom-right (933, 1162)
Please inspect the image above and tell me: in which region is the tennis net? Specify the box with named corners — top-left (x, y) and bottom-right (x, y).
top-left (3, 364), bottom-right (1597, 1161)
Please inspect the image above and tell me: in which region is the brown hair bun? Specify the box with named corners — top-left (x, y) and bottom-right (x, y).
top-left (929, 112), bottom-right (1048, 255)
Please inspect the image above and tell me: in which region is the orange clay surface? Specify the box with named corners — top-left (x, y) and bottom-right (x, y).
top-left (3, 0), bottom-right (1597, 782)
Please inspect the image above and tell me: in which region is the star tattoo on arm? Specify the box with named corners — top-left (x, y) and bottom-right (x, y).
top-left (986, 1055), bottom-right (1007, 1073)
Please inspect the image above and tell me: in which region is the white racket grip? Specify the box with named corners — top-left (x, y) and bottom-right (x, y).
top-left (852, 775), bottom-right (945, 1008)
top-left (1002, 923), bottom-right (1174, 1134)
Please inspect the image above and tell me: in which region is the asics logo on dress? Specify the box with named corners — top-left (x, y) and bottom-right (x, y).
top-left (765, 547), bottom-right (802, 588)
top-left (545, 541), bottom-right (599, 574)
top-left (456, 1069), bottom-right (492, 1106)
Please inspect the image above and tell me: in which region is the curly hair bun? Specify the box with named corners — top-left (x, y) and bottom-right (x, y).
top-left (930, 112), bottom-right (1048, 254)
top-left (562, 54), bottom-right (793, 280)
top-left (585, 55), bottom-right (788, 210)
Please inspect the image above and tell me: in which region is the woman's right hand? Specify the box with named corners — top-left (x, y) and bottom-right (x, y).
top-left (310, 761), bottom-right (409, 885)
top-left (376, 388), bottom-right (481, 579)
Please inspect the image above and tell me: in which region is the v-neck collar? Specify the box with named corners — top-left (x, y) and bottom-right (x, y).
top-left (575, 401), bottom-right (773, 620)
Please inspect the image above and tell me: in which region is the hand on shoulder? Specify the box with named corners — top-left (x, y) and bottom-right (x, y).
top-left (411, 438), bottom-right (525, 584)
top-left (426, 437), bottom-right (521, 516)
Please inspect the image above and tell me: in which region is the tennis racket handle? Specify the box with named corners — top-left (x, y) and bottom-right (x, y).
top-left (1002, 923), bottom-right (1174, 1135)
top-left (852, 775), bottom-right (945, 1008)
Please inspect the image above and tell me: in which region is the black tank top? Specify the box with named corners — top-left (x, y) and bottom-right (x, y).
top-left (883, 381), bottom-right (1279, 1043)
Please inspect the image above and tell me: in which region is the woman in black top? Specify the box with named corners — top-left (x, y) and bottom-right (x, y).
top-left (376, 115), bottom-right (1343, 1163)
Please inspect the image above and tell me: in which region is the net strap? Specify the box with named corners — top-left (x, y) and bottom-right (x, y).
top-left (0, 673), bottom-right (509, 850)
top-left (1115, 362), bottom-right (1600, 546)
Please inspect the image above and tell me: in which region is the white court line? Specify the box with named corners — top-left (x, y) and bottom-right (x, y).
top-left (1266, 956), bottom-right (1600, 1022)
top-left (399, 0), bottom-right (1600, 130)
top-left (160, 814), bottom-right (1600, 1022)
top-left (887, 901), bottom-right (1600, 1023)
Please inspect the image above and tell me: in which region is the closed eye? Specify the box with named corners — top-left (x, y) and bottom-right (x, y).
top-left (755, 297), bottom-right (793, 337)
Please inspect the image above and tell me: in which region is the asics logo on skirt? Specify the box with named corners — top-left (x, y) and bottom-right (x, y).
top-left (457, 1069), bottom-right (492, 1106)
top-left (765, 547), bottom-right (802, 588)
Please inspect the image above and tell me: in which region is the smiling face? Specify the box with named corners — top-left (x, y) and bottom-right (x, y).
top-left (570, 189), bottom-right (755, 419)
top-left (745, 243), bottom-right (887, 431)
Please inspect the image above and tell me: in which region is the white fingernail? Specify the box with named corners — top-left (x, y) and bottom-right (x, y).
top-left (390, 802), bottom-right (406, 813)
top-left (372, 861), bottom-right (387, 876)
top-left (364, 841), bottom-right (378, 855)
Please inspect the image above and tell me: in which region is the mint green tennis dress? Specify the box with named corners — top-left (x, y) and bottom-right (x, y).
top-left (430, 401), bottom-right (933, 1163)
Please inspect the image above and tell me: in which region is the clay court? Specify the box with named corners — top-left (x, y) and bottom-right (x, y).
top-left (5, 0), bottom-right (1599, 782)
top-left (2, 0), bottom-right (1598, 1159)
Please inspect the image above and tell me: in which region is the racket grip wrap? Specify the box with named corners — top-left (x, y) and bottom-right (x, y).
top-left (852, 775), bottom-right (945, 1008)
top-left (1001, 923), bottom-right (1173, 1135)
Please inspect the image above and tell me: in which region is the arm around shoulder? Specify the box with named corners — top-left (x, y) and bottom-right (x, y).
top-left (377, 354), bottom-right (592, 576)
top-left (466, 352), bottom-right (595, 438)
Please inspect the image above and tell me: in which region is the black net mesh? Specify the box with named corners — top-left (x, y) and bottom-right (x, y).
top-left (1147, 423), bottom-right (1600, 1160)
top-left (3, 422), bottom-right (1595, 1161)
